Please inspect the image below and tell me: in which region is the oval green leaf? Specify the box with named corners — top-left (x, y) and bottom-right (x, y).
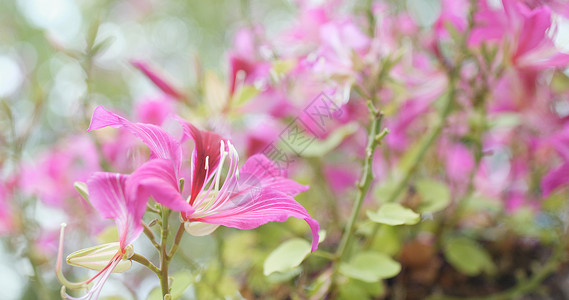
top-left (263, 238), bottom-right (311, 276)
top-left (339, 252), bottom-right (401, 282)
top-left (367, 203), bottom-right (420, 226)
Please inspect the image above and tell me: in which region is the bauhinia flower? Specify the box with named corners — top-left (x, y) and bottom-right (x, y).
top-left (56, 115), bottom-right (195, 299)
top-left (57, 173), bottom-right (145, 299)
top-left (89, 106), bottom-right (320, 251)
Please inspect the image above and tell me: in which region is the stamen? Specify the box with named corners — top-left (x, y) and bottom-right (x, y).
top-left (56, 223), bottom-right (89, 290)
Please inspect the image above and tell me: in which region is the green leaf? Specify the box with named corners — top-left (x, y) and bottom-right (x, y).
top-left (147, 271), bottom-right (193, 300)
top-left (232, 85), bottom-right (259, 107)
top-left (339, 252), bottom-right (401, 282)
top-left (263, 238), bottom-right (311, 276)
top-left (301, 123), bottom-right (358, 157)
top-left (443, 237), bottom-right (496, 276)
top-left (415, 179), bottom-right (451, 213)
top-left (367, 203), bottom-right (420, 226)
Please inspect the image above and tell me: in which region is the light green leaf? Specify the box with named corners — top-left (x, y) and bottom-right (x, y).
top-left (301, 123), bottom-right (358, 157)
top-left (443, 237), bottom-right (496, 276)
top-left (263, 239), bottom-right (311, 276)
top-left (339, 252), bottom-right (401, 282)
top-left (232, 85), bottom-right (259, 107)
top-left (367, 203), bottom-right (420, 226)
top-left (415, 179), bottom-right (451, 213)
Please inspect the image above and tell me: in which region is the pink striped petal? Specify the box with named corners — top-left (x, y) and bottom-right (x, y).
top-left (88, 106), bottom-right (182, 172)
top-left (239, 154), bottom-right (309, 196)
top-left (541, 162), bottom-right (569, 197)
top-left (179, 121), bottom-right (225, 205)
top-left (127, 159), bottom-right (193, 214)
top-left (131, 60), bottom-right (185, 100)
top-left (194, 189), bottom-right (319, 252)
top-left (87, 173), bottom-right (144, 248)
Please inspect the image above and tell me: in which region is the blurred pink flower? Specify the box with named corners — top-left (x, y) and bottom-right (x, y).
top-left (21, 136), bottom-right (99, 209)
top-left (470, 0), bottom-right (569, 70)
top-left (228, 28), bottom-right (271, 96)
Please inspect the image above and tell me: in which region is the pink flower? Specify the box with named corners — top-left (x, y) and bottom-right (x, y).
top-left (89, 106), bottom-right (320, 251)
top-left (228, 28), bottom-right (271, 96)
top-left (57, 173), bottom-right (147, 299)
top-left (470, 0), bottom-right (569, 70)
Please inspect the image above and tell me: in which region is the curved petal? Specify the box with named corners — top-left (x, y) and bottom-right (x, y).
top-left (193, 189), bottom-right (319, 252)
top-left (541, 162), bottom-right (569, 197)
top-left (239, 154), bottom-right (309, 196)
top-left (88, 106), bottom-right (182, 172)
top-left (131, 60), bottom-right (185, 100)
top-left (178, 121), bottom-right (225, 205)
top-left (128, 159), bottom-right (194, 214)
top-left (86, 173), bottom-right (143, 250)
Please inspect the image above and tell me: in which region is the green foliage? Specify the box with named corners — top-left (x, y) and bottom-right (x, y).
top-left (415, 179), bottom-right (451, 213)
top-left (263, 238), bottom-right (312, 276)
top-left (367, 203), bottom-right (421, 226)
top-left (443, 237), bottom-right (496, 276)
top-left (339, 252), bottom-right (401, 282)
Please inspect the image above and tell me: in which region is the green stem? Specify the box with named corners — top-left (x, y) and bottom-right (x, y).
top-left (131, 253), bottom-right (160, 275)
top-left (365, 70), bottom-right (457, 249)
top-left (167, 222), bottom-right (185, 261)
top-left (159, 208), bottom-right (171, 297)
top-left (333, 110), bottom-right (385, 271)
top-left (143, 222), bottom-right (160, 250)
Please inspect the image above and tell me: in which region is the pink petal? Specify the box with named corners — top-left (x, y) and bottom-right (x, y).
top-left (541, 162), bottom-right (569, 196)
top-left (239, 154), bottom-right (309, 196)
top-left (131, 60), bottom-right (185, 100)
top-left (88, 106), bottom-right (182, 172)
top-left (87, 173), bottom-right (144, 248)
top-left (517, 6), bottom-right (551, 55)
top-left (127, 159), bottom-right (194, 214)
top-left (194, 189), bottom-right (320, 252)
top-left (179, 121), bottom-right (225, 205)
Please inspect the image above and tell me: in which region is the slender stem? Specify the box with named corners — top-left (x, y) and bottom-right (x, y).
top-left (159, 208), bottom-right (171, 297)
top-left (167, 223), bottom-right (185, 261)
top-left (143, 223), bottom-right (160, 250)
top-left (334, 110), bottom-right (385, 270)
top-left (365, 70), bottom-right (458, 249)
top-left (131, 253), bottom-right (160, 275)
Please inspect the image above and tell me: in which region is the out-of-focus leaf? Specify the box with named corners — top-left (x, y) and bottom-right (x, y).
top-left (443, 237), bottom-right (496, 276)
top-left (270, 59), bottom-right (296, 81)
top-left (231, 85), bottom-right (259, 107)
top-left (318, 230), bottom-right (327, 244)
top-left (339, 252), bottom-right (401, 282)
top-left (415, 179), bottom-right (451, 213)
top-left (204, 71), bottom-right (227, 112)
top-left (338, 279), bottom-right (370, 300)
top-left (551, 71), bottom-right (569, 92)
top-left (148, 271), bottom-right (193, 300)
top-left (488, 113), bottom-right (521, 129)
top-left (370, 226), bottom-right (401, 256)
top-left (263, 238), bottom-right (311, 276)
top-left (367, 203), bottom-right (420, 226)
top-left (266, 266), bottom-right (302, 283)
top-left (302, 123), bottom-right (358, 157)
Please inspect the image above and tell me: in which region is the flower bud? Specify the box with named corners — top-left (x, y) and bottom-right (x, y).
top-left (66, 242), bottom-right (132, 273)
